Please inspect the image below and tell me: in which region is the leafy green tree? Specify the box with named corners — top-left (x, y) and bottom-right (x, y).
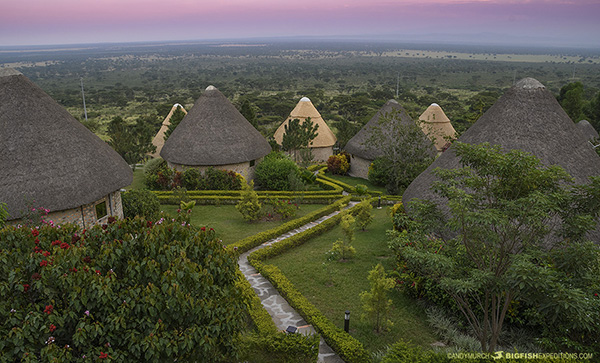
top-left (281, 118), bottom-right (318, 162)
top-left (239, 99), bottom-right (258, 129)
top-left (355, 199), bottom-right (373, 231)
top-left (334, 118), bottom-right (358, 150)
top-left (121, 189), bottom-right (160, 220)
top-left (107, 116), bottom-right (156, 165)
top-left (236, 181), bottom-right (263, 222)
top-left (364, 109), bottom-right (435, 194)
top-left (558, 82), bottom-right (584, 121)
top-left (360, 263), bottom-right (395, 333)
top-left (329, 214), bottom-right (356, 261)
top-left (254, 152), bottom-right (302, 191)
top-left (163, 106), bottom-right (186, 142)
top-left (392, 142), bottom-right (600, 352)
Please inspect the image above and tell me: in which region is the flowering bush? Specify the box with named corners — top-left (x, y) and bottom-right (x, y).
top-left (264, 199), bottom-right (298, 220)
top-left (326, 155), bottom-right (349, 175)
top-left (146, 165), bottom-right (242, 191)
top-left (0, 214), bottom-right (245, 361)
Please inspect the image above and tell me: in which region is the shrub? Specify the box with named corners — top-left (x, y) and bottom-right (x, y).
top-left (236, 181), bottom-right (263, 222)
top-left (367, 158), bottom-right (388, 187)
top-left (204, 167), bottom-right (242, 191)
top-left (121, 189), bottom-right (160, 220)
top-left (354, 184), bottom-right (369, 196)
top-left (144, 157), bottom-right (167, 178)
top-left (255, 152), bottom-right (301, 191)
top-left (360, 263), bottom-right (395, 333)
top-left (327, 155), bottom-right (349, 175)
top-left (328, 214), bottom-right (356, 261)
top-left (355, 199), bottom-right (373, 231)
top-left (181, 168), bottom-right (204, 190)
top-left (0, 203), bottom-right (6, 228)
top-left (0, 216), bottom-right (245, 361)
top-left (265, 199), bottom-right (298, 220)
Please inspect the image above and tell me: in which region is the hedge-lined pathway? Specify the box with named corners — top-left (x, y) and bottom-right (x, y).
top-left (238, 202), bottom-right (357, 363)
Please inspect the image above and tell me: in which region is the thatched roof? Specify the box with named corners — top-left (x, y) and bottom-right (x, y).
top-left (273, 97), bottom-right (337, 148)
top-left (418, 103), bottom-right (456, 151)
top-left (149, 103), bottom-right (187, 158)
top-left (345, 99), bottom-right (437, 160)
top-left (403, 78), bottom-right (600, 239)
top-left (576, 120), bottom-right (599, 141)
top-left (0, 69), bottom-right (132, 220)
top-left (160, 86), bottom-right (271, 166)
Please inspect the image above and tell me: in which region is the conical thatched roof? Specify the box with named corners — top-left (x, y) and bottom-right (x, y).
top-left (273, 97), bottom-right (336, 148)
top-left (404, 77), bottom-right (600, 217)
top-left (0, 69), bottom-right (132, 220)
top-left (149, 103), bottom-right (187, 158)
top-left (345, 99), bottom-right (436, 160)
top-left (160, 86), bottom-right (271, 166)
top-left (576, 120), bottom-right (599, 141)
top-left (418, 103), bottom-right (456, 151)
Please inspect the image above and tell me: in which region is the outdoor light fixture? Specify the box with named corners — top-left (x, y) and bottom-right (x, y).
top-left (344, 310), bottom-right (350, 333)
top-left (377, 196), bottom-right (382, 209)
top-left (286, 326), bottom-right (297, 334)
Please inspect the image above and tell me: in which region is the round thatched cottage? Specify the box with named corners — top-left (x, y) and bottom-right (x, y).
top-left (345, 99), bottom-right (437, 179)
top-left (0, 68), bottom-right (132, 227)
top-left (403, 78), bottom-right (600, 240)
top-left (576, 120), bottom-right (599, 142)
top-left (150, 103), bottom-right (187, 158)
top-left (418, 103), bottom-right (456, 152)
top-left (273, 97), bottom-right (337, 162)
top-left (160, 85), bottom-right (271, 180)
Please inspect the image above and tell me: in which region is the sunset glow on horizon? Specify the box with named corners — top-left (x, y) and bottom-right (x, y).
top-left (1, 0), bottom-right (598, 47)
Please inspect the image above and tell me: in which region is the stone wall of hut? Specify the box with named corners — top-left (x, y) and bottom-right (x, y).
top-left (15, 191), bottom-right (124, 228)
top-left (169, 160), bottom-right (261, 182)
top-left (311, 146), bottom-right (334, 162)
top-left (348, 155), bottom-right (372, 180)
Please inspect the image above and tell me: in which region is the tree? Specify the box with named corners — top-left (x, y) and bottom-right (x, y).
top-left (107, 116), bottom-right (156, 165)
top-left (333, 118), bottom-right (358, 150)
top-left (281, 117), bottom-right (318, 162)
top-left (360, 263), bottom-right (395, 333)
top-left (364, 109), bottom-right (435, 194)
top-left (328, 214), bottom-right (356, 261)
top-left (236, 181), bottom-right (263, 222)
top-left (355, 199), bottom-right (373, 231)
top-left (392, 142), bottom-right (600, 352)
top-left (163, 106), bottom-right (186, 142)
top-left (558, 82), bottom-right (584, 121)
top-left (239, 99), bottom-right (258, 129)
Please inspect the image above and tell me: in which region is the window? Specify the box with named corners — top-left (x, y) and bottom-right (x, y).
top-left (95, 201), bottom-right (107, 220)
top-left (250, 160), bottom-right (255, 167)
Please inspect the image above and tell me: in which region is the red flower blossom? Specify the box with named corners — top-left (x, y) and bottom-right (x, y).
top-left (51, 240), bottom-right (61, 246)
top-left (83, 256), bottom-right (91, 263)
top-left (72, 234), bottom-right (80, 243)
top-left (23, 284), bottom-right (30, 292)
top-left (146, 221), bottom-right (153, 228)
top-left (60, 242), bottom-right (70, 249)
top-left (31, 273), bottom-right (41, 280)
top-left (43, 251), bottom-right (51, 257)
top-left (95, 270), bottom-right (101, 275)
top-left (34, 238), bottom-right (40, 245)
top-left (108, 216), bottom-right (116, 224)
top-left (49, 324), bottom-right (56, 332)
top-left (101, 224), bottom-right (108, 230)
top-left (44, 305), bottom-right (53, 314)
top-left (31, 229), bottom-right (39, 237)
top-left (201, 227), bottom-right (206, 231)
top-left (70, 268), bottom-right (78, 273)
top-left (99, 352), bottom-right (108, 359)
top-left (40, 260), bottom-right (48, 267)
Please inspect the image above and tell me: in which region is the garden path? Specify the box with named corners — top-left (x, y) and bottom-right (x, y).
top-left (238, 202), bottom-right (357, 363)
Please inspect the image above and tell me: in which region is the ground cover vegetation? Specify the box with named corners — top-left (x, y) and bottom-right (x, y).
top-left (0, 212), bottom-right (246, 361)
top-left (392, 142), bottom-right (600, 353)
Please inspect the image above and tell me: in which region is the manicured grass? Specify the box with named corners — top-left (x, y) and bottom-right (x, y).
top-left (325, 173), bottom-right (388, 194)
top-left (267, 207), bottom-right (437, 353)
top-left (126, 167), bottom-right (146, 190)
top-left (160, 204), bottom-right (325, 245)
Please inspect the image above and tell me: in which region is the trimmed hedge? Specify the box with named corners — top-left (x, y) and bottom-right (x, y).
top-left (317, 168), bottom-right (356, 194)
top-left (156, 195), bottom-right (342, 205)
top-left (229, 196), bottom-right (351, 254)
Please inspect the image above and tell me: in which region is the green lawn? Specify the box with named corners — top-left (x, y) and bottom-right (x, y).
top-left (267, 207), bottom-right (437, 353)
top-left (160, 204), bottom-right (325, 245)
top-left (325, 173), bottom-right (388, 194)
top-left (126, 167), bottom-right (146, 190)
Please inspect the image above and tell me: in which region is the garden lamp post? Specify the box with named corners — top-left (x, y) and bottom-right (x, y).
top-left (344, 310), bottom-right (350, 333)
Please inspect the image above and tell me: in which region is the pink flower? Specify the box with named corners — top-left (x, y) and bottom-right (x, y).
top-left (84, 310), bottom-right (90, 316)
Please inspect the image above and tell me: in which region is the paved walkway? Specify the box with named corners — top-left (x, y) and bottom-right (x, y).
top-left (238, 202), bottom-right (357, 363)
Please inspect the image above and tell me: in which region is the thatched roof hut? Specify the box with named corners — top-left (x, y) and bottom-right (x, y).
top-left (576, 120), bottom-right (599, 141)
top-left (403, 78), bottom-right (600, 239)
top-left (160, 86), bottom-right (271, 175)
top-left (150, 103), bottom-right (187, 158)
top-left (418, 103), bottom-right (456, 152)
top-left (273, 97), bottom-right (336, 161)
top-left (0, 68), bottom-right (132, 222)
top-left (345, 99), bottom-right (436, 179)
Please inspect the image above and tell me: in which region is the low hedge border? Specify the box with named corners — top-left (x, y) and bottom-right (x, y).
top-left (247, 201), bottom-right (372, 363)
top-left (229, 196), bottom-right (352, 255)
top-left (307, 164), bottom-right (326, 172)
top-left (151, 188), bottom-right (342, 197)
top-left (157, 195), bottom-right (343, 205)
top-left (317, 167), bottom-right (356, 194)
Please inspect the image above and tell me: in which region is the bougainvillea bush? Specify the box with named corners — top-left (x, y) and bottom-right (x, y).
top-left (0, 215), bottom-right (246, 362)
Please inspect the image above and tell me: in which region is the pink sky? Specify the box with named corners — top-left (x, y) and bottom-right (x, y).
top-left (1, 0), bottom-right (598, 46)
